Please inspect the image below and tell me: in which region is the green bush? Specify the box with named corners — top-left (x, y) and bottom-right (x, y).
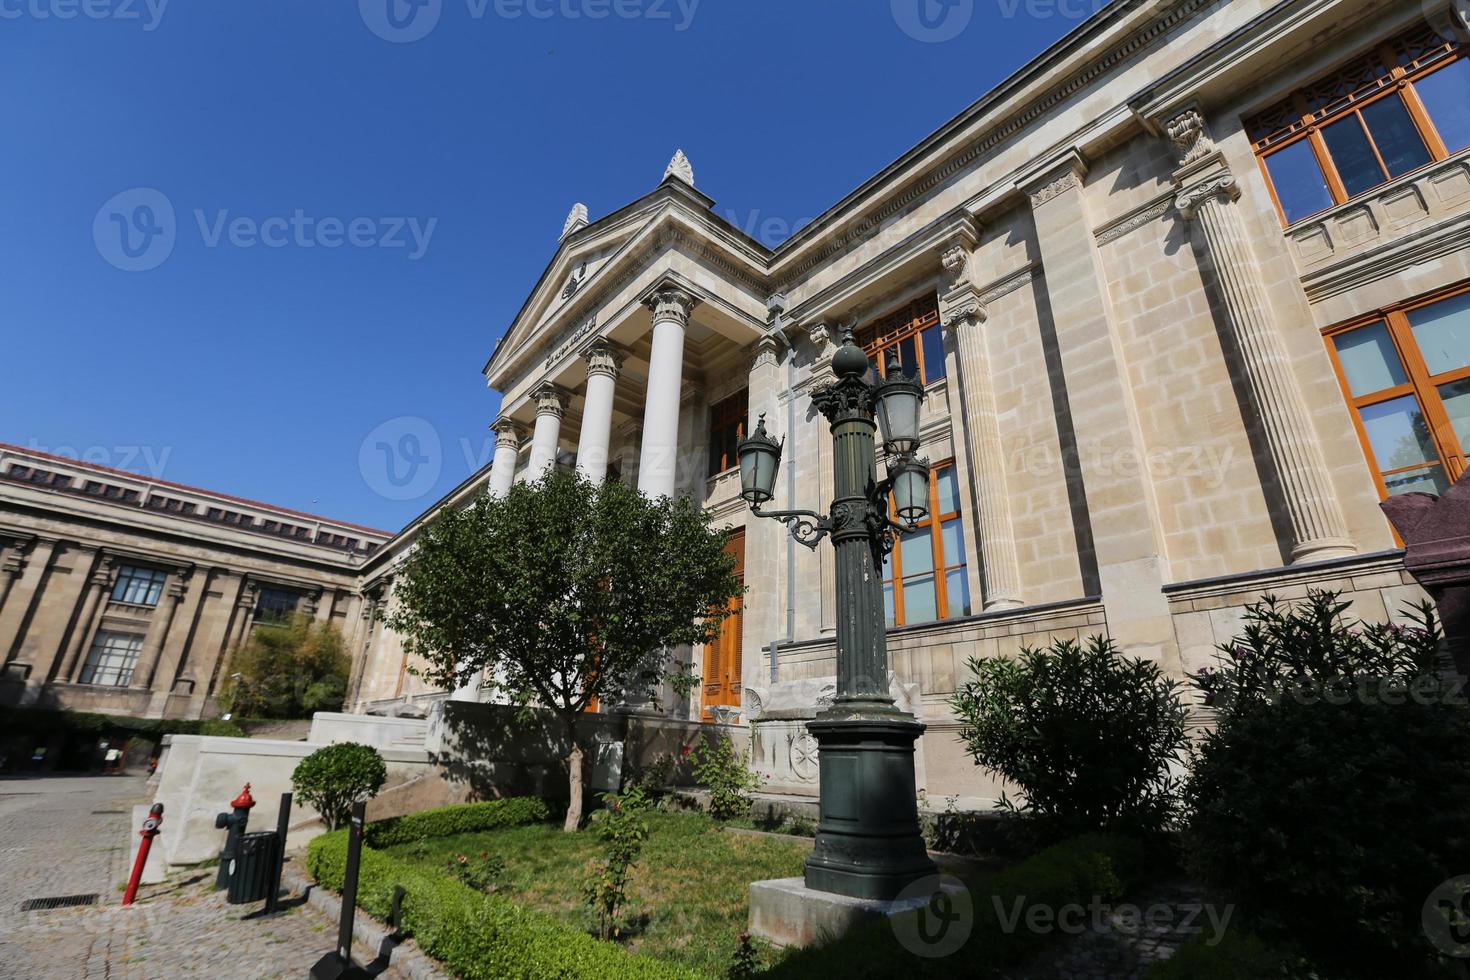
top-left (307, 829), bottom-right (697, 979)
top-left (950, 635), bottom-right (1189, 844)
top-left (291, 742), bottom-right (387, 831)
top-left (689, 734), bottom-right (760, 821)
top-left (1147, 931), bottom-right (1294, 980)
top-left (1186, 591), bottom-right (1465, 979)
top-left (364, 797), bottom-right (551, 847)
top-left (195, 718), bottom-right (248, 738)
top-left (584, 785), bottom-right (652, 940)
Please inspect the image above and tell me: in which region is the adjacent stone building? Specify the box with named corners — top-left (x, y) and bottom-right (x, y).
top-left (354, 0), bottom-right (1468, 801)
top-left (0, 444), bottom-right (391, 719)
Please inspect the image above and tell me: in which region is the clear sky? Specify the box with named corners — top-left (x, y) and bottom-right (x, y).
top-left (2, 0), bottom-right (1100, 533)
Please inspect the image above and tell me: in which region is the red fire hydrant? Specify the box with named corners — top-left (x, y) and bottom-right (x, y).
top-left (122, 803), bottom-right (164, 906)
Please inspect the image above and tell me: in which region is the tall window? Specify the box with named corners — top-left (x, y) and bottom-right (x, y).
top-left (255, 586), bottom-right (301, 624)
top-left (708, 389), bottom-right (748, 477)
top-left (856, 294), bottom-right (947, 386)
top-left (882, 463), bottom-right (970, 627)
top-left (79, 631), bottom-right (145, 686)
top-left (111, 565), bottom-right (168, 606)
top-left (1325, 284), bottom-right (1470, 497)
top-left (1249, 22), bottom-right (1470, 225)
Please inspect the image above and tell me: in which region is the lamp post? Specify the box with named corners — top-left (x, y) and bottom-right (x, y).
top-left (737, 329), bottom-right (937, 900)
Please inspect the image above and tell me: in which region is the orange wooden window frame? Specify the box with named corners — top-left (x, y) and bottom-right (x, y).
top-left (856, 294), bottom-right (946, 387)
top-left (707, 389), bottom-right (749, 477)
top-left (1322, 279), bottom-right (1470, 501)
top-left (1250, 27), bottom-right (1466, 227)
top-left (883, 460), bottom-right (968, 627)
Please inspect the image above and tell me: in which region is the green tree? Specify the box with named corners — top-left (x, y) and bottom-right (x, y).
top-left (218, 613), bottom-right (352, 719)
top-left (386, 471), bottom-right (744, 831)
top-left (291, 741), bottom-right (388, 831)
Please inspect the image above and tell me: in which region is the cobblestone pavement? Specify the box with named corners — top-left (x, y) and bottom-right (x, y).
top-left (0, 773), bottom-right (405, 979)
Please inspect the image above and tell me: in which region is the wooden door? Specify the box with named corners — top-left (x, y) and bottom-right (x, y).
top-left (702, 530), bottom-right (744, 720)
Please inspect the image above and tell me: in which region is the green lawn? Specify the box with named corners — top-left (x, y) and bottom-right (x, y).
top-left (382, 810), bottom-right (810, 978)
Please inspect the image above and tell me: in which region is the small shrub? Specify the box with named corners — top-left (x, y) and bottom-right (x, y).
top-left (583, 785), bottom-right (652, 940)
top-left (365, 797), bottom-right (551, 847)
top-left (196, 718), bottom-right (247, 738)
top-left (1186, 591), bottom-right (1465, 979)
top-left (726, 932), bottom-right (758, 980)
top-left (291, 742), bottom-right (387, 831)
top-left (447, 850), bottom-right (505, 892)
top-left (689, 734), bottom-right (760, 821)
top-left (1147, 931), bottom-right (1296, 980)
top-left (950, 635), bottom-right (1189, 843)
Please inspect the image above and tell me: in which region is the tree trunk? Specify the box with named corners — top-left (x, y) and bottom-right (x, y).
top-left (563, 735), bottom-right (585, 832)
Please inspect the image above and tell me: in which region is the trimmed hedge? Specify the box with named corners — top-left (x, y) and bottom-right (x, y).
top-left (0, 706), bottom-right (246, 740)
top-left (1147, 931), bottom-right (1291, 979)
top-left (363, 797), bottom-right (552, 848)
top-left (307, 817), bottom-right (696, 979)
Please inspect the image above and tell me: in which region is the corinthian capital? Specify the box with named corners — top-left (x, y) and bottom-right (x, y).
top-left (490, 416), bottom-right (527, 449)
top-left (582, 338), bottom-right (626, 380)
top-left (644, 286), bottom-right (698, 326)
top-left (533, 384), bottom-right (568, 419)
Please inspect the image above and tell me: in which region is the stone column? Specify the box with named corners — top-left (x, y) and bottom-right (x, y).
top-left (61, 556), bottom-right (116, 683)
top-left (1020, 152), bottom-right (1178, 667)
top-left (939, 232), bottom-right (1024, 611)
top-left (1167, 108), bottom-right (1354, 564)
top-left (742, 334), bottom-right (785, 705)
top-left (527, 384), bottom-right (569, 479)
top-left (137, 567), bottom-right (192, 691)
top-left (145, 567), bottom-right (208, 717)
top-left (0, 536), bottom-right (31, 613)
top-left (807, 323), bottom-right (840, 636)
top-left (487, 417), bottom-right (526, 498)
top-left (637, 286), bottom-right (699, 498)
top-left (0, 537), bottom-right (56, 664)
top-left (576, 339), bottom-right (625, 482)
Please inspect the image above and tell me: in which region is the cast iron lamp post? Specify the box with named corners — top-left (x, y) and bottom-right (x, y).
top-left (737, 328), bottom-right (938, 900)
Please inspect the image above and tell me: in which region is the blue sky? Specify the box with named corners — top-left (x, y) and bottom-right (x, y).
top-left (2, 0), bottom-right (1097, 532)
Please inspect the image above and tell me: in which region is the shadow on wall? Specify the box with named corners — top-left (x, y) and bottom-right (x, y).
top-left (427, 700), bottom-right (747, 804)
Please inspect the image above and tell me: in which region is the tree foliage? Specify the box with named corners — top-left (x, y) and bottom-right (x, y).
top-left (386, 472), bottom-right (744, 830)
top-left (218, 613), bottom-right (351, 719)
top-left (291, 741), bottom-right (387, 831)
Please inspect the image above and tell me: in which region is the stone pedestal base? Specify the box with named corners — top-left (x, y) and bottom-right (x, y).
top-left (748, 876), bottom-right (951, 949)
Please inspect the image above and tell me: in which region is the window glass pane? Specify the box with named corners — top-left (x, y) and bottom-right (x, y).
top-left (1359, 95), bottom-right (1432, 177)
top-left (80, 631), bottom-right (144, 687)
top-left (901, 574), bottom-right (937, 624)
top-left (941, 518), bottom-right (965, 566)
top-left (945, 568), bottom-right (971, 618)
top-left (1416, 58), bottom-right (1470, 153)
top-left (882, 550), bottom-right (894, 583)
top-left (1384, 465), bottom-right (1450, 496)
top-left (883, 581), bottom-right (895, 628)
top-left (1333, 323), bottom-right (1407, 396)
top-left (1359, 394), bottom-right (1439, 469)
top-left (936, 467), bottom-right (960, 515)
top-left (900, 526), bottom-right (934, 576)
top-left (1263, 140), bottom-right (1334, 223)
top-left (920, 325), bottom-right (946, 384)
top-left (897, 335), bottom-right (918, 379)
top-left (1439, 378), bottom-right (1470, 454)
top-left (1408, 291), bottom-right (1470, 376)
top-left (1322, 113), bottom-right (1387, 195)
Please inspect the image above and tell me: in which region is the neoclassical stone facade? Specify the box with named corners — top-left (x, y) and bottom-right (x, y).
top-left (0, 444), bottom-right (390, 719)
top-left (222, 0), bottom-right (1470, 802)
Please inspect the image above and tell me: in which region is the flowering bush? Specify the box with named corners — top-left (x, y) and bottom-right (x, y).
top-left (689, 735), bottom-right (761, 821)
top-left (583, 784), bottom-right (653, 940)
top-left (446, 850), bottom-right (505, 892)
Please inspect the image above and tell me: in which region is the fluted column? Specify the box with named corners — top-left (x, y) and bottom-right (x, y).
top-left (487, 417), bottom-right (526, 498)
top-left (138, 567), bottom-right (192, 691)
top-left (527, 385), bottom-right (568, 479)
top-left (808, 323), bottom-right (839, 635)
top-left (1168, 108), bottom-right (1354, 564)
top-left (940, 234), bottom-right (1024, 610)
top-left (576, 339), bottom-right (625, 482)
top-left (637, 286), bottom-right (698, 498)
top-left (63, 556), bottom-right (116, 682)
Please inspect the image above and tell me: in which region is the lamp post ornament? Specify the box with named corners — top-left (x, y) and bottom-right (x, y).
top-left (738, 327), bottom-right (937, 900)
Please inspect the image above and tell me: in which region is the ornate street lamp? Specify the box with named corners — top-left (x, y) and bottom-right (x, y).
top-left (737, 331), bottom-right (937, 901)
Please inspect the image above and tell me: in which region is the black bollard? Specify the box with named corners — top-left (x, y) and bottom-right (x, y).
top-left (264, 792), bottom-right (292, 915)
top-left (309, 801), bottom-right (371, 980)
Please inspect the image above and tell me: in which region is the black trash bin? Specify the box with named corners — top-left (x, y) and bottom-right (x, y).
top-left (227, 830), bottom-right (282, 904)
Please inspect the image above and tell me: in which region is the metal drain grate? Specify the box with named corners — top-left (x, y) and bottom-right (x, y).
top-left (90, 809), bottom-right (126, 815)
top-left (19, 894), bottom-right (99, 912)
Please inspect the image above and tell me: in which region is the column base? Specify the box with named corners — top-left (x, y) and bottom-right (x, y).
top-left (1289, 537), bottom-right (1357, 565)
top-left (748, 875), bottom-right (963, 949)
top-left (803, 705), bottom-right (936, 901)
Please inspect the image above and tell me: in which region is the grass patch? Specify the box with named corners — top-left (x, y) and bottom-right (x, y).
top-left (383, 810), bottom-right (809, 977)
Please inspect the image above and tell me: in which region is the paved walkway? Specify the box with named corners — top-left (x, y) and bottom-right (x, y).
top-left (0, 773), bottom-right (405, 980)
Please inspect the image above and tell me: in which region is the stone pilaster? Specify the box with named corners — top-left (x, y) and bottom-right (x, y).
top-left (487, 417), bottom-right (526, 499)
top-left (59, 554), bottom-right (115, 683)
top-left (807, 323), bottom-right (839, 636)
top-left (575, 339), bottom-right (626, 482)
top-left (1167, 107), bottom-right (1354, 564)
top-left (637, 286), bottom-right (698, 498)
top-left (0, 538), bottom-right (56, 667)
top-left (137, 567), bottom-right (192, 691)
top-left (1020, 151), bottom-right (1178, 668)
top-left (938, 228), bottom-right (1024, 611)
top-left (527, 384), bottom-right (569, 479)
top-left (743, 333), bottom-right (786, 707)
top-left (145, 567), bottom-right (208, 717)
